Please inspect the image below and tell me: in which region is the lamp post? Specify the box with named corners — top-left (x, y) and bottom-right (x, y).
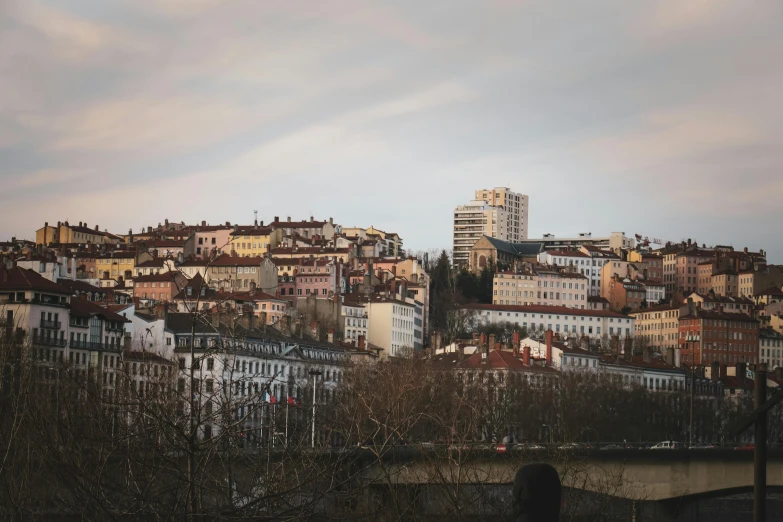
top-left (309, 370), bottom-right (322, 448)
top-left (542, 424), bottom-right (553, 445)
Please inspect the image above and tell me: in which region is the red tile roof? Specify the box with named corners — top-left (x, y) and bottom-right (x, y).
top-left (0, 267), bottom-right (70, 293)
top-left (70, 298), bottom-right (130, 323)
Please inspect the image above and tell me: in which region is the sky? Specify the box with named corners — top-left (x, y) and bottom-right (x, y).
top-left (1, 1), bottom-right (782, 261)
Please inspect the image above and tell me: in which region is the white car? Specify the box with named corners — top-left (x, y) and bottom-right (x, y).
top-left (651, 441), bottom-right (680, 450)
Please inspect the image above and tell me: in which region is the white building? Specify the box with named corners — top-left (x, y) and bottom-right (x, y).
top-left (644, 281), bottom-right (666, 305)
top-left (464, 303), bottom-right (636, 340)
top-left (163, 313), bottom-right (352, 443)
top-left (760, 328), bottom-right (783, 370)
top-left (538, 248), bottom-right (618, 297)
top-left (474, 187), bottom-right (529, 242)
top-left (453, 201), bottom-right (509, 267)
top-left (341, 299), bottom-right (368, 344)
top-left (365, 295), bottom-right (416, 358)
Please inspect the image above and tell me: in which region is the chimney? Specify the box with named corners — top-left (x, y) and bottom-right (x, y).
top-left (311, 321), bottom-right (319, 340)
top-left (711, 361), bottom-right (720, 381)
top-left (642, 346), bottom-right (651, 363)
top-left (523, 346), bottom-right (531, 366)
top-left (737, 362), bottom-right (747, 385)
top-left (327, 327), bottom-right (334, 344)
top-left (512, 330), bottom-right (521, 349)
top-left (287, 216), bottom-right (291, 222)
top-left (545, 330), bottom-right (553, 366)
top-left (494, 342), bottom-right (501, 352)
top-left (675, 348), bottom-right (681, 368)
top-left (95, 225), bottom-right (99, 231)
top-left (274, 216), bottom-right (279, 223)
top-left (258, 311), bottom-right (267, 331)
top-left (489, 334), bottom-right (496, 350)
top-left (358, 335), bottom-right (365, 350)
top-left (201, 221), bottom-right (207, 227)
top-left (624, 337), bottom-right (633, 360)
top-left (480, 332), bottom-right (487, 348)
top-left (720, 364), bottom-right (727, 379)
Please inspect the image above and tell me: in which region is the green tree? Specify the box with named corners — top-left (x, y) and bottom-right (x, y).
top-left (429, 250), bottom-right (454, 333)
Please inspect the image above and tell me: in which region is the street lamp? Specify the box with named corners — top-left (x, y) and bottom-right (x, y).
top-left (542, 424), bottom-right (553, 445)
top-left (309, 370), bottom-right (323, 448)
top-left (581, 427), bottom-right (599, 448)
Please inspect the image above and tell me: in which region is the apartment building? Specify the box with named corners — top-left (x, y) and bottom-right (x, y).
top-left (492, 271), bottom-right (537, 306)
top-left (602, 275), bottom-right (646, 312)
top-left (36, 221), bottom-right (123, 246)
top-left (453, 200), bottom-right (509, 267)
top-left (629, 304), bottom-right (681, 354)
top-left (738, 266), bottom-right (783, 299)
top-left (711, 269), bottom-right (739, 297)
top-left (760, 328), bottom-right (783, 370)
top-left (474, 187), bottom-right (529, 242)
top-left (229, 224), bottom-right (283, 257)
top-left (679, 306), bottom-right (759, 367)
top-left (465, 303), bottom-right (635, 339)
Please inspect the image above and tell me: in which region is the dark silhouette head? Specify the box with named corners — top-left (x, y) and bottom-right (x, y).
top-left (512, 463), bottom-right (561, 522)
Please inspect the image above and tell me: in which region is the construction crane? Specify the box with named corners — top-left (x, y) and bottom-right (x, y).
top-left (634, 233), bottom-right (672, 248)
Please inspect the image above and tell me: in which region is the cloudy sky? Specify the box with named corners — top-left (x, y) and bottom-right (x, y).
top-left (2, 1), bottom-right (782, 260)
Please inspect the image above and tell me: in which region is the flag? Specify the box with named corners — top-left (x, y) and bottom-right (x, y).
top-left (269, 395), bottom-right (277, 404)
top-left (287, 396), bottom-right (296, 405)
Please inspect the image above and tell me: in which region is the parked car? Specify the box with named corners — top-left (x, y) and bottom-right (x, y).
top-left (651, 441), bottom-right (681, 450)
top-left (690, 442), bottom-right (716, 449)
top-left (734, 444), bottom-right (755, 451)
top-left (600, 443), bottom-right (631, 450)
top-left (514, 443), bottom-right (545, 451)
top-left (558, 443), bottom-right (591, 450)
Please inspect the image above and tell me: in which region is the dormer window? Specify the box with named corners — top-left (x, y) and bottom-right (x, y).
top-left (186, 287), bottom-right (192, 296)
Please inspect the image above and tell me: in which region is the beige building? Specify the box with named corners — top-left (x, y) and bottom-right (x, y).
top-left (36, 220), bottom-right (123, 246)
top-left (453, 201), bottom-right (509, 266)
top-left (738, 266), bottom-right (783, 298)
top-left (492, 271), bottom-right (537, 306)
top-left (629, 304), bottom-right (681, 355)
top-left (711, 269), bottom-right (738, 297)
top-left (600, 259), bottom-right (630, 296)
top-left (492, 270), bottom-right (587, 309)
top-left (474, 186), bottom-right (529, 242)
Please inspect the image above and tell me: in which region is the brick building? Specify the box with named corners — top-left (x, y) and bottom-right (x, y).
top-left (678, 305), bottom-right (759, 367)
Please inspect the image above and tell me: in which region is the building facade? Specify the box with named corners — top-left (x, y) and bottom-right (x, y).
top-left (474, 187), bottom-right (529, 242)
top-left (453, 201), bottom-right (509, 267)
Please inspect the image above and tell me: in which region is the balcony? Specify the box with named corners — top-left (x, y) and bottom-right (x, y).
top-left (40, 319), bottom-right (61, 330)
top-left (33, 336), bottom-right (67, 347)
top-left (69, 340), bottom-right (122, 352)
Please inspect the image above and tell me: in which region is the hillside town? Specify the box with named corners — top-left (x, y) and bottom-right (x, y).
top-left (1, 186), bottom-right (783, 445)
